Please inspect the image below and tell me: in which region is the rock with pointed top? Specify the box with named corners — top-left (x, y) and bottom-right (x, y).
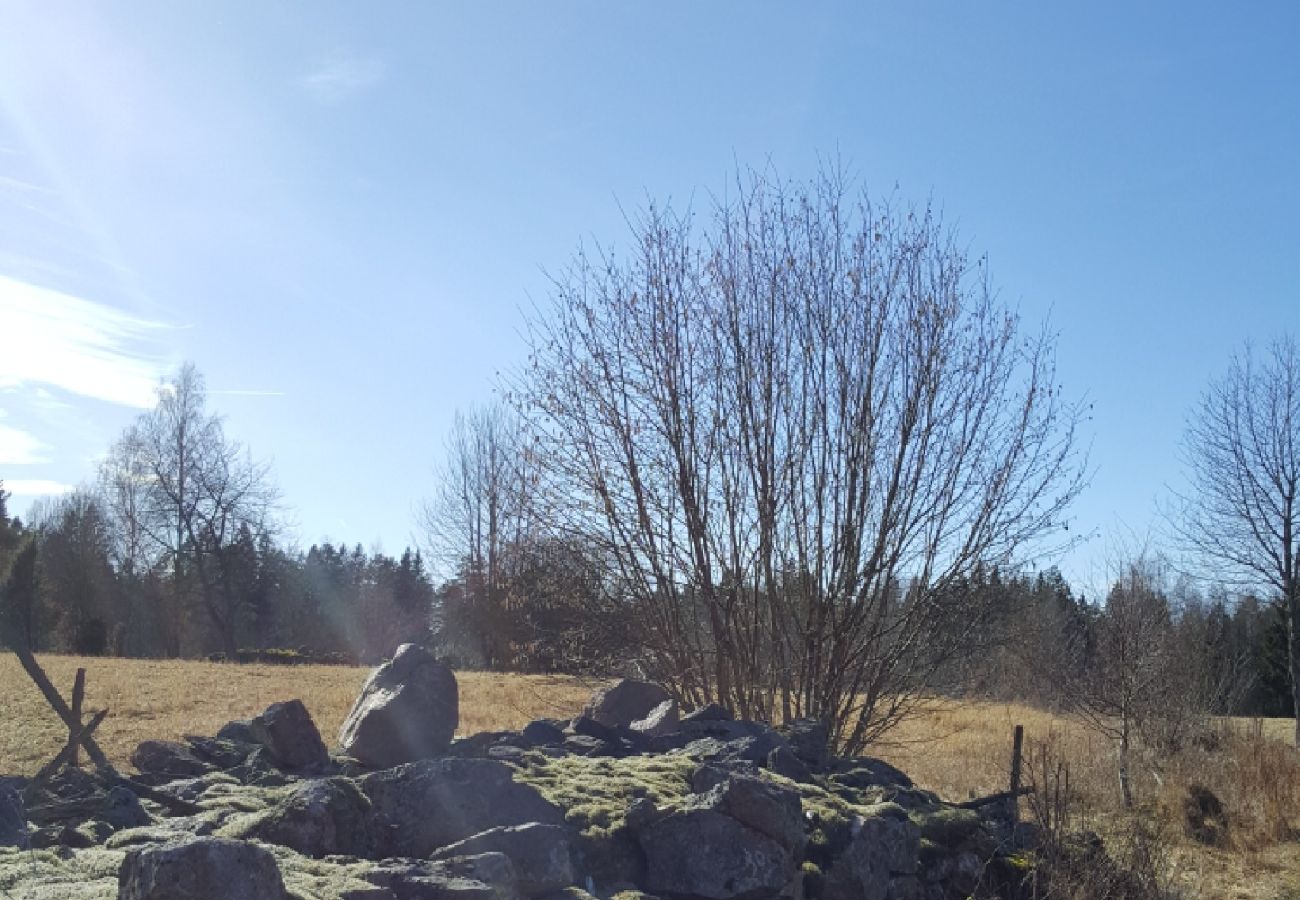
top-left (339, 644), bottom-right (459, 768)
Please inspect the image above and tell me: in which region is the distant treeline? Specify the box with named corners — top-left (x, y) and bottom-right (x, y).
top-left (0, 478), bottom-right (1290, 718)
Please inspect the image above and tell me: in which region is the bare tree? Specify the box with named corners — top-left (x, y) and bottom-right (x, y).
top-left (99, 363), bottom-right (278, 656)
top-left (1174, 336), bottom-right (1300, 744)
top-left (420, 403), bottom-right (537, 667)
top-left (520, 166), bottom-right (1087, 752)
top-left (1067, 555), bottom-right (1178, 808)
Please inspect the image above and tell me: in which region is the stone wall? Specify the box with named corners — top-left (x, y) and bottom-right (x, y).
top-left (1, 645), bottom-right (1031, 900)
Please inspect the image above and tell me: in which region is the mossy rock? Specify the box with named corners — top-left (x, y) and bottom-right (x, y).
top-left (909, 806), bottom-right (983, 849)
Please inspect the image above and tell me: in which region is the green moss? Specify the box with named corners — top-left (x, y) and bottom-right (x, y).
top-left (909, 806), bottom-right (983, 849)
top-left (269, 843), bottom-right (387, 900)
top-left (1003, 852), bottom-right (1034, 872)
top-left (512, 752), bottom-right (696, 839)
top-left (0, 847), bottom-right (123, 899)
top-left (197, 782), bottom-right (288, 814)
top-left (801, 859), bottom-right (826, 900)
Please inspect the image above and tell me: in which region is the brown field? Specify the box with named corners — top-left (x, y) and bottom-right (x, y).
top-left (2, 654), bottom-right (1298, 899)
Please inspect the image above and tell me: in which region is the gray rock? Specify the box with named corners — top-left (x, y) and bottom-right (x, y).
top-left (823, 813), bottom-right (921, 900)
top-left (77, 819), bottom-right (116, 845)
top-left (130, 740), bottom-right (215, 779)
top-left (215, 719), bottom-right (257, 744)
top-left (568, 715), bottom-right (620, 742)
top-left (639, 810), bottom-right (793, 900)
top-left (487, 745), bottom-right (529, 765)
top-left (765, 746), bottom-right (813, 783)
top-left (101, 786), bottom-right (152, 830)
top-left (238, 776), bottom-right (375, 858)
top-left (250, 699), bottom-right (330, 772)
top-left (367, 855), bottom-right (520, 900)
top-left (231, 746), bottom-right (295, 787)
top-left (885, 876), bottom-right (925, 900)
top-left (185, 735), bottom-right (252, 769)
top-left (118, 836), bottom-right (286, 899)
top-left (630, 700), bottom-right (679, 738)
top-left (676, 720), bottom-right (789, 763)
top-left (688, 761), bottom-right (760, 794)
top-left (686, 775), bottom-right (806, 855)
top-left (433, 824), bottom-right (575, 895)
top-left (681, 703), bottom-right (732, 723)
top-left (340, 644), bottom-right (459, 768)
top-left (450, 731), bottom-right (518, 759)
top-left (780, 718), bottom-right (830, 770)
top-left (438, 853), bottom-right (521, 900)
top-left (581, 680), bottom-right (671, 729)
top-left (623, 797), bottom-right (663, 833)
top-left (831, 758), bottom-right (914, 790)
top-left (0, 779), bottom-right (29, 849)
top-left (362, 758), bottom-right (564, 858)
top-left (520, 719), bottom-right (567, 747)
top-left (562, 734), bottom-right (610, 757)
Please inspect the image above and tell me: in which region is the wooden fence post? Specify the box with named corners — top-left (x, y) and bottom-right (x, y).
top-left (1007, 724), bottom-right (1024, 824)
top-left (69, 668), bottom-right (86, 767)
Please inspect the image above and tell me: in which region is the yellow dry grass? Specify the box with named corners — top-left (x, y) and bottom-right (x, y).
top-left (0, 654), bottom-right (596, 775)
top-left (870, 700), bottom-right (1300, 900)
top-left (2, 655), bottom-right (1297, 899)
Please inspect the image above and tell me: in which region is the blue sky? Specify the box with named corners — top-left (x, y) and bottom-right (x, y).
top-left (1, 3), bottom-right (1296, 593)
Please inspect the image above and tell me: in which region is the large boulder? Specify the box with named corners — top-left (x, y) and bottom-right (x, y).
top-left (639, 810), bottom-right (794, 900)
top-left (339, 644), bottom-right (459, 768)
top-left (118, 836), bottom-right (286, 900)
top-left (250, 699), bottom-right (330, 772)
top-left (581, 679), bottom-right (671, 729)
top-left (233, 776), bottom-right (375, 858)
top-left (361, 758), bottom-right (564, 858)
top-left (432, 823), bottom-right (575, 895)
top-left (0, 779), bottom-right (29, 849)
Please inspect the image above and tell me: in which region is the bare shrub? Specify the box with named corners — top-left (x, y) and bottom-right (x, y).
top-left (520, 165), bottom-right (1086, 753)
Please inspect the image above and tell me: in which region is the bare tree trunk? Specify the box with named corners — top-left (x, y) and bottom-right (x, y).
top-left (1118, 716), bottom-right (1134, 809)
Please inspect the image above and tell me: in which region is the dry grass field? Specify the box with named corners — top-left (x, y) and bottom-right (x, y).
top-left (2, 654), bottom-right (1298, 899)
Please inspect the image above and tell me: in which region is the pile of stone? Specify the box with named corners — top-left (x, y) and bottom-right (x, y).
top-left (0, 644), bottom-right (1027, 900)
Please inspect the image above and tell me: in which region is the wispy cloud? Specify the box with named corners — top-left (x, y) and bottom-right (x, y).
top-left (0, 420), bottom-right (49, 464)
top-left (298, 55), bottom-right (388, 104)
top-left (0, 274), bottom-right (171, 408)
top-left (3, 479), bottom-right (74, 497)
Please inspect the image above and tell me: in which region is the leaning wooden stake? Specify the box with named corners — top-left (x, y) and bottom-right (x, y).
top-left (31, 708), bottom-right (109, 786)
top-left (8, 644), bottom-right (201, 815)
top-left (11, 644), bottom-right (112, 770)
